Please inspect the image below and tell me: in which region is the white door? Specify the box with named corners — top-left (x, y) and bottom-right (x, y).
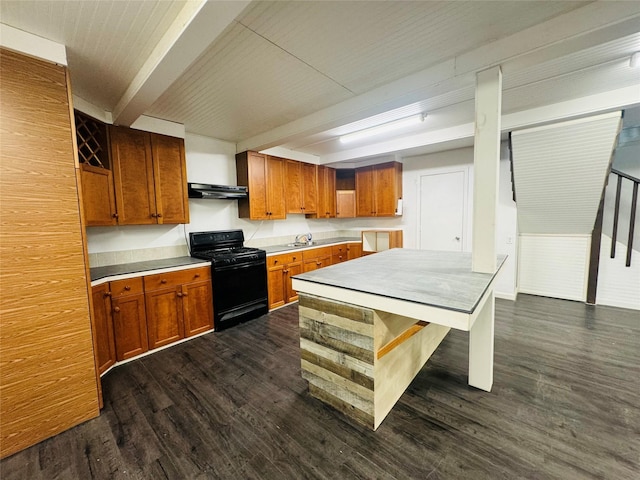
top-left (419, 171), bottom-right (465, 251)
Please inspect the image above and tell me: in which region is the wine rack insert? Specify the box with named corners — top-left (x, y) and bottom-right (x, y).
top-left (74, 110), bottom-right (109, 168)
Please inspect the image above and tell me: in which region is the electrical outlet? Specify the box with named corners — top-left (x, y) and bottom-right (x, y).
top-left (506, 236), bottom-right (513, 245)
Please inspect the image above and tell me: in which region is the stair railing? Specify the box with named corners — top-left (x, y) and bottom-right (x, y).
top-left (610, 168), bottom-right (639, 267)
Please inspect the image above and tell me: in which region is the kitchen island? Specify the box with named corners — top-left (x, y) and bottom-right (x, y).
top-left (291, 248), bottom-right (506, 430)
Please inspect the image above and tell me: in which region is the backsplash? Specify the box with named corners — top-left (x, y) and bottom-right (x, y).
top-left (88, 230), bottom-right (362, 267)
top-left (88, 244), bottom-right (189, 268)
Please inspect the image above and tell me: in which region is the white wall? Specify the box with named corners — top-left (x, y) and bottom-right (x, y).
top-left (397, 144), bottom-right (518, 299)
top-left (518, 234), bottom-right (590, 302)
top-left (597, 234), bottom-right (640, 310)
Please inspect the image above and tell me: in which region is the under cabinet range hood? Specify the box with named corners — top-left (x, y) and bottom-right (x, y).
top-left (188, 183), bottom-right (248, 199)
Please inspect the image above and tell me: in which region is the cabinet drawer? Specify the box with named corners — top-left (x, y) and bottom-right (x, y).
top-left (267, 252), bottom-right (302, 267)
top-left (110, 277), bottom-right (144, 297)
top-left (303, 246), bottom-right (332, 261)
top-left (331, 244), bottom-right (348, 255)
top-left (144, 267), bottom-right (211, 291)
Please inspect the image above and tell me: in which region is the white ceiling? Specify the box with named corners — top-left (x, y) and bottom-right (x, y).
top-left (1, 0), bottom-right (639, 164)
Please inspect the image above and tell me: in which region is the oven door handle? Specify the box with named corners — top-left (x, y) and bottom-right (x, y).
top-left (213, 261), bottom-right (266, 272)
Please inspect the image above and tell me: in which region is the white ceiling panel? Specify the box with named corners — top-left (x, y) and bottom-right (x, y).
top-left (146, 22), bottom-right (354, 142)
top-left (0, 0), bottom-right (186, 110)
top-left (237, 1), bottom-right (588, 94)
top-left (1, 0), bottom-right (638, 163)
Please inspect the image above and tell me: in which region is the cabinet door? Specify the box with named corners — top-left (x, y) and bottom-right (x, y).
top-left (266, 156), bottom-right (286, 219)
top-left (182, 280), bottom-right (214, 336)
top-left (80, 164), bottom-right (117, 226)
top-left (303, 258), bottom-right (322, 273)
top-left (355, 166), bottom-right (374, 216)
top-left (267, 263), bottom-right (286, 309)
top-left (285, 160), bottom-right (303, 213)
top-left (150, 133), bottom-right (189, 224)
top-left (112, 293), bottom-right (148, 361)
top-left (246, 152), bottom-right (269, 219)
top-left (347, 242), bottom-right (362, 260)
top-left (301, 162), bottom-right (318, 214)
top-left (314, 165), bottom-right (335, 218)
top-left (91, 284), bottom-right (116, 374)
top-left (325, 166), bottom-right (336, 217)
top-left (110, 126), bottom-right (156, 225)
top-left (145, 286), bottom-right (184, 350)
top-left (285, 261), bottom-right (303, 303)
top-left (336, 190), bottom-right (356, 218)
top-left (374, 162), bottom-right (401, 217)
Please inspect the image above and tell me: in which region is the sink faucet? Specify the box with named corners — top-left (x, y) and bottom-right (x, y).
top-left (295, 233), bottom-right (313, 245)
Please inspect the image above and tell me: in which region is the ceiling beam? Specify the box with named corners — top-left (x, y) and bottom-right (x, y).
top-left (113, 0), bottom-right (251, 126)
top-left (319, 85), bottom-right (640, 164)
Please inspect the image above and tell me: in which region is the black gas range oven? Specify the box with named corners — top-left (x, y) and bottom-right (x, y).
top-left (189, 229), bottom-right (268, 330)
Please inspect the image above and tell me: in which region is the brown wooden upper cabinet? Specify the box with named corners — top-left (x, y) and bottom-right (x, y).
top-left (285, 159), bottom-right (318, 214)
top-left (110, 126), bottom-right (189, 225)
top-left (236, 151), bottom-right (286, 220)
top-left (355, 161), bottom-right (403, 217)
top-left (312, 165), bottom-right (337, 218)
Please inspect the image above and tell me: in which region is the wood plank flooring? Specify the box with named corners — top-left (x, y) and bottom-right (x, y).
top-left (2, 294), bottom-right (639, 479)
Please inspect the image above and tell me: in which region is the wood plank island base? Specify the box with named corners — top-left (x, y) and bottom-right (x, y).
top-left (292, 249), bottom-right (506, 430)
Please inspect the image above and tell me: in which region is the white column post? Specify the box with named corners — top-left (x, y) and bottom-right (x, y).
top-left (469, 66), bottom-right (501, 392)
top-left (472, 66), bottom-right (502, 273)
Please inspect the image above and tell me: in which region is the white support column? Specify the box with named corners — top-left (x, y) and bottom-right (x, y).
top-left (472, 66), bottom-right (502, 273)
top-left (469, 66), bottom-right (501, 392)
top-left (469, 291), bottom-right (495, 391)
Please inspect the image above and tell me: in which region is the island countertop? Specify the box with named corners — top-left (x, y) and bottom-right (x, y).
top-left (293, 248), bottom-right (506, 314)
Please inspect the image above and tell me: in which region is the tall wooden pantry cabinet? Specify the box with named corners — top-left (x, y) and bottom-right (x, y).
top-left (0, 48), bottom-right (99, 458)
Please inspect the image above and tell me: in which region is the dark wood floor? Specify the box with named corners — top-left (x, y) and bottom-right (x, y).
top-left (2, 295), bottom-right (639, 479)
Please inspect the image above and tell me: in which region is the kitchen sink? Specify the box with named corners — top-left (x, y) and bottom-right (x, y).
top-left (287, 241), bottom-right (314, 247)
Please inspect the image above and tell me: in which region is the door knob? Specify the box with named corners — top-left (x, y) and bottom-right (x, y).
top-left (455, 237), bottom-right (460, 241)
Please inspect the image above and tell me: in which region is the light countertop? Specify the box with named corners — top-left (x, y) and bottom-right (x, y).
top-left (262, 236), bottom-right (361, 255)
top-left (293, 249), bottom-right (507, 314)
top-left (90, 256), bottom-right (209, 283)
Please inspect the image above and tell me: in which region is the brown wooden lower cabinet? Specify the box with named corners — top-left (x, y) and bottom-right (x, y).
top-left (303, 246), bottom-right (333, 272)
top-left (144, 286), bottom-right (184, 349)
top-left (183, 279), bottom-right (215, 336)
top-left (266, 242), bottom-right (364, 311)
top-left (111, 278), bottom-right (149, 361)
top-left (91, 283), bottom-right (117, 374)
top-left (332, 244), bottom-right (349, 264)
top-left (267, 252), bottom-right (303, 310)
top-left (90, 266), bottom-right (213, 371)
top-left (347, 242), bottom-right (362, 260)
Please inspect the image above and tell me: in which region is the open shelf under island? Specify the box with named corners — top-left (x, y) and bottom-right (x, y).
top-left (291, 248), bottom-right (507, 430)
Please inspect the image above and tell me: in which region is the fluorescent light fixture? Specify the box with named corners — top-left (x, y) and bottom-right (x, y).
top-left (339, 113), bottom-right (426, 144)
top-left (631, 52), bottom-right (640, 68)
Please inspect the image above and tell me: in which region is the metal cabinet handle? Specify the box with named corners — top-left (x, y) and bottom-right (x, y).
top-left (177, 292), bottom-right (183, 297)
top-left (124, 286), bottom-right (131, 291)
top-left (151, 213), bottom-right (157, 218)
top-left (157, 213), bottom-right (162, 218)
top-left (113, 306), bottom-right (121, 313)
top-left (104, 291), bottom-right (112, 297)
